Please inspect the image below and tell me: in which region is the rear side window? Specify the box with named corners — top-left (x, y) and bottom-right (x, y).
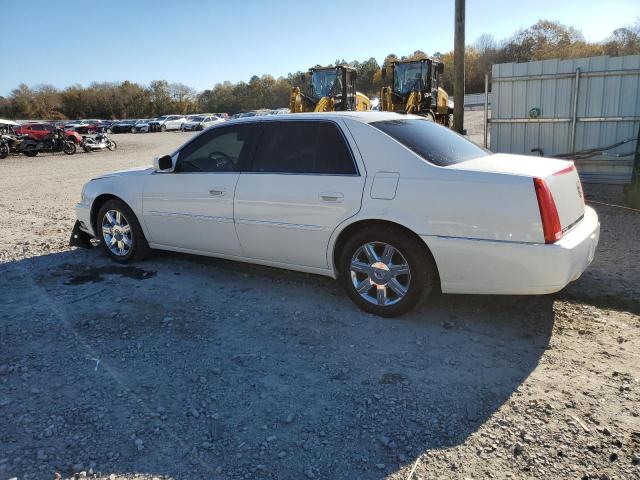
top-left (251, 121), bottom-right (356, 175)
top-left (371, 119), bottom-right (487, 167)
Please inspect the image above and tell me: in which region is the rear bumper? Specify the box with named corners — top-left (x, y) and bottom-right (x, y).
top-left (425, 206), bottom-right (600, 295)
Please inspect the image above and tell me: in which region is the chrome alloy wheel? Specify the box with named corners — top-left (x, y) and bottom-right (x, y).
top-left (101, 209), bottom-right (132, 257)
top-left (350, 242), bottom-right (411, 306)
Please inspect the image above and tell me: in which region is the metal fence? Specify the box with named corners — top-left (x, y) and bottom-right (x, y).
top-left (464, 92), bottom-right (491, 108)
top-left (487, 55), bottom-right (640, 184)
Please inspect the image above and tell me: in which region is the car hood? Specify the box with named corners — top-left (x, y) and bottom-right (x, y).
top-left (92, 166), bottom-right (154, 180)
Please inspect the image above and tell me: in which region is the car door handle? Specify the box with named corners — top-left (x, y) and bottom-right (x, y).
top-left (319, 192), bottom-right (344, 202)
top-left (209, 188), bottom-right (226, 197)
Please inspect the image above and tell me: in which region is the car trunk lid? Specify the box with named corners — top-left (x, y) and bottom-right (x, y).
top-left (449, 153), bottom-right (585, 234)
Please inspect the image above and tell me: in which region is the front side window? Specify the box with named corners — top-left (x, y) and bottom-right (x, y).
top-left (251, 121), bottom-right (356, 175)
top-left (177, 125), bottom-right (253, 173)
top-left (371, 119), bottom-right (487, 167)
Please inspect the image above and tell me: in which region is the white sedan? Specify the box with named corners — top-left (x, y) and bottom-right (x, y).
top-left (181, 114), bottom-right (224, 131)
top-left (71, 112), bottom-right (599, 317)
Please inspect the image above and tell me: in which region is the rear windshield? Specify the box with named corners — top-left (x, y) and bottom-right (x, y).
top-left (371, 119), bottom-right (487, 167)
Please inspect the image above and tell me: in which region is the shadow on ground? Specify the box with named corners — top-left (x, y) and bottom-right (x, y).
top-left (1, 247), bottom-right (560, 479)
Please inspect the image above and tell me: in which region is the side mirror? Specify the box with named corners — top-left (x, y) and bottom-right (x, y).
top-left (154, 154), bottom-right (173, 171)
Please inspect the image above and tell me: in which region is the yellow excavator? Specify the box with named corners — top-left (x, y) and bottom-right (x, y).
top-left (380, 58), bottom-right (452, 126)
top-left (290, 65), bottom-right (371, 113)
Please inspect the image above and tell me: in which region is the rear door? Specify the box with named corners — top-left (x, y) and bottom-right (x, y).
top-left (234, 119), bottom-right (365, 269)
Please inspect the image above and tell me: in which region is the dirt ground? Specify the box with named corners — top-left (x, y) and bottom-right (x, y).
top-left (0, 125), bottom-right (638, 480)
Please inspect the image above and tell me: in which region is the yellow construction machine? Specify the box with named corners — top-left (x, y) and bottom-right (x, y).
top-left (380, 58), bottom-right (452, 126)
top-left (290, 65), bottom-right (371, 113)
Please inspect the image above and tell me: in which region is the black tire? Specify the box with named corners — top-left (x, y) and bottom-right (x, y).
top-left (24, 149), bottom-right (38, 157)
top-left (96, 199), bottom-right (151, 263)
top-left (338, 226), bottom-right (436, 317)
top-left (83, 145), bottom-right (92, 153)
top-left (160, 124), bottom-right (166, 132)
top-left (107, 140), bottom-right (117, 151)
top-left (0, 144), bottom-right (8, 159)
top-left (63, 141), bottom-right (76, 155)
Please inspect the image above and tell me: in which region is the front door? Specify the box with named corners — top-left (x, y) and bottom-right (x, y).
top-left (142, 124), bottom-right (256, 255)
top-left (234, 119), bottom-right (365, 269)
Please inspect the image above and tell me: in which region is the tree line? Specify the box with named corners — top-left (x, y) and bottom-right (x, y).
top-left (1, 19), bottom-right (638, 120)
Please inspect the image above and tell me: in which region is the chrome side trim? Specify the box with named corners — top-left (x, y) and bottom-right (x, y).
top-left (146, 211), bottom-right (234, 223)
top-left (235, 218), bottom-right (323, 231)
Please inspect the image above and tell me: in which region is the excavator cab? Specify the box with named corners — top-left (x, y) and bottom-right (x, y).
top-left (290, 65), bottom-right (370, 113)
top-left (380, 58), bottom-right (451, 125)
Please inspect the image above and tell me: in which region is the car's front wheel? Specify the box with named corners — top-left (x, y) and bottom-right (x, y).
top-left (338, 226), bottom-right (436, 317)
top-left (97, 199), bottom-right (151, 263)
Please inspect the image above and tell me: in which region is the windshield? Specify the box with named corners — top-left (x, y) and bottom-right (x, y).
top-left (156, 116), bottom-right (168, 121)
top-left (393, 62), bottom-right (424, 96)
top-left (371, 119), bottom-right (488, 167)
top-left (311, 69), bottom-right (342, 99)
top-left (189, 116), bottom-right (205, 122)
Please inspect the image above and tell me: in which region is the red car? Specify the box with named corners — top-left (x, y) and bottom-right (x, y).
top-left (15, 123), bottom-right (83, 144)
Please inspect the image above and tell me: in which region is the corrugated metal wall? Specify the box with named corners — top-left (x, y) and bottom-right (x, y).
top-left (490, 55), bottom-right (640, 184)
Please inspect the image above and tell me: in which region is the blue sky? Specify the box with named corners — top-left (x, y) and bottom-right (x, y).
top-left (1, 0), bottom-right (638, 95)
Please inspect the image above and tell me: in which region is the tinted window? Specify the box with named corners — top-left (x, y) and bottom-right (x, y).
top-left (251, 121), bottom-right (356, 175)
top-left (371, 119), bottom-right (487, 167)
top-left (177, 125), bottom-right (253, 173)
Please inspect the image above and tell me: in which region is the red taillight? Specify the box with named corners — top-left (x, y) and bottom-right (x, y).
top-left (533, 177), bottom-right (562, 244)
top-left (553, 164), bottom-right (576, 176)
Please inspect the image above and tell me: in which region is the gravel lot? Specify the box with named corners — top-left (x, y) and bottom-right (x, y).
top-left (0, 127), bottom-right (639, 480)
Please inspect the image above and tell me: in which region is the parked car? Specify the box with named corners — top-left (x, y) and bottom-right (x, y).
top-left (72, 112), bottom-right (599, 317)
top-left (14, 123), bottom-right (82, 144)
top-left (181, 115), bottom-right (224, 131)
top-left (133, 119), bottom-right (153, 133)
top-left (148, 115), bottom-right (186, 132)
top-left (73, 120), bottom-right (102, 134)
top-left (111, 120), bottom-right (138, 133)
top-left (96, 121), bottom-right (115, 133)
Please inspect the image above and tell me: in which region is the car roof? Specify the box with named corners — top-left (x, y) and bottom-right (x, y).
top-left (226, 111), bottom-right (412, 125)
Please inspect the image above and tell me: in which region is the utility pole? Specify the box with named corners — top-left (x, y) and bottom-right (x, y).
top-left (453, 0), bottom-right (465, 134)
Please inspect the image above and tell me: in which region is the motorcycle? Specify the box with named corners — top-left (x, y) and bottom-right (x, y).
top-left (0, 135), bottom-right (9, 159)
top-left (0, 127), bottom-right (27, 159)
top-left (80, 133), bottom-right (117, 152)
top-left (20, 128), bottom-right (76, 157)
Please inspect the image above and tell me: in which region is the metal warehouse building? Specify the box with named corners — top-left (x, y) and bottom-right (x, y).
top-left (489, 55), bottom-right (640, 184)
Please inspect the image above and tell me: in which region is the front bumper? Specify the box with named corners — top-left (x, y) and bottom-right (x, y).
top-left (69, 220), bottom-right (93, 248)
top-left (425, 206), bottom-right (600, 295)
top-left (75, 202), bottom-right (94, 236)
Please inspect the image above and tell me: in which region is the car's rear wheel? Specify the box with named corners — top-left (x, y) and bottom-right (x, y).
top-left (97, 199), bottom-right (151, 263)
top-left (338, 226), bottom-right (435, 317)
top-left (160, 124), bottom-right (166, 132)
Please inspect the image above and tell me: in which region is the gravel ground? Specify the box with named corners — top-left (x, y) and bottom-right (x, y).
top-left (0, 127), bottom-right (638, 480)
